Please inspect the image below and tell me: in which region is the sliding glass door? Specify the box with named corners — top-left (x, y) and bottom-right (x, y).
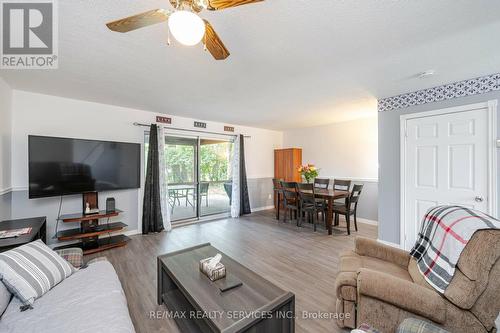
top-left (165, 136), bottom-right (198, 221)
top-left (146, 133), bottom-right (233, 223)
top-left (199, 138), bottom-right (232, 217)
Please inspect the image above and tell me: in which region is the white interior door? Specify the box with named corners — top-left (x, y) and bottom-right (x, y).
top-left (402, 104), bottom-right (495, 250)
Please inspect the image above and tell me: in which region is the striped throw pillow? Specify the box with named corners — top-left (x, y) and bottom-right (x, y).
top-left (0, 240), bottom-right (75, 308)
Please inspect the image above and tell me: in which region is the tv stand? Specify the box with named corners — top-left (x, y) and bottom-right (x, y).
top-left (53, 209), bottom-right (129, 255)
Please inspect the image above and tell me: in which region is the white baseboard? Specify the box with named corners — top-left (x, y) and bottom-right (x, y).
top-left (124, 229), bottom-right (141, 236)
top-left (377, 239), bottom-right (402, 249)
top-left (357, 217), bottom-right (378, 226)
top-left (332, 215), bottom-right (378, 226)
top-left (251, 205), bottom-right (275, 212)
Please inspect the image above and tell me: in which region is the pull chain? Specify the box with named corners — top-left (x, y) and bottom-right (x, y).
top-left (167, 26), bottom-right (171, 46)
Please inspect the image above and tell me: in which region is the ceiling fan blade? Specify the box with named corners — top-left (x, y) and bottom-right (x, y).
top-left (203, 20), bottom-right (230, 60)
top-left (207, 0), bottom-right (263, 11)
top-left (106, 9), bottom-right (170, 33)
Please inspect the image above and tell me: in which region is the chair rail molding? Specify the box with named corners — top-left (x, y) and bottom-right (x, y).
top-left (319, 176), bottom-right (378, 183)
top-left (0, 187), bottom-right (13, 196)
top-left (378, 73), bottom-right (500, 112)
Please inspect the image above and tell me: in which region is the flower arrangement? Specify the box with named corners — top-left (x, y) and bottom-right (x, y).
top-left (298, 163), bottom-right (319, 183)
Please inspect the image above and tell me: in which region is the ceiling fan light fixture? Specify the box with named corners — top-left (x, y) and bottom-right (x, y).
top-left (168, 10), bottom-right (206, 46)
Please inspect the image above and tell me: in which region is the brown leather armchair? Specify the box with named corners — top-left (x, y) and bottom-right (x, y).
top-left (335, 232), bottom-right (500, 332)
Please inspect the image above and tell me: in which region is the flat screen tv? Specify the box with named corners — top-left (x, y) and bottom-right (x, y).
top-left (29, 135), bottom-right (141, 199)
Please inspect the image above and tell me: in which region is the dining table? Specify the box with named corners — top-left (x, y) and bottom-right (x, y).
top-left (301, 188), bottom-right (350, 235)
top-left (169, 184), bottom-right (196, 207)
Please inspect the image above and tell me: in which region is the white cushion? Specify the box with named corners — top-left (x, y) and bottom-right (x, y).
top-left (0, 240), bottom-right (74, 308)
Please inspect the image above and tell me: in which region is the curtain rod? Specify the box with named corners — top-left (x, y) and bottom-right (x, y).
top-left (133, 122), bottom-right (251, 138)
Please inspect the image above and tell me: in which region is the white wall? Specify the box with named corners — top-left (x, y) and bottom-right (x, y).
top-left (0, 78), bottom-right (12, 193)
top-left (11, 91), bottom-right (282, 188)
top-left (9, 90), bottom-right (283, 242)
top-left (282, 116), bottom-right (379, 221)
top-left (0, 78), bottom-right (12, 221)
top-left (283, 116), bottom-right (378, 180)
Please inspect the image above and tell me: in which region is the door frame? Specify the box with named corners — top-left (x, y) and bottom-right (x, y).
top-left (399, 100), bottom-right (498, 249)
top-left (165, 133), bottom-right (234, 223)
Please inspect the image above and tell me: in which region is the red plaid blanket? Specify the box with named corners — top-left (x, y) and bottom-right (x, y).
top-left (410, 205), bottom-right (500, 293)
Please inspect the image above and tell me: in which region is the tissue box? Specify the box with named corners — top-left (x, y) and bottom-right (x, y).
top-left (199, 257), bottom-right (226, 281)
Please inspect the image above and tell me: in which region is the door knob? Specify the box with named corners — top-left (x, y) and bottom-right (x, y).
top-left (475, 196), bottom-right (484, 203)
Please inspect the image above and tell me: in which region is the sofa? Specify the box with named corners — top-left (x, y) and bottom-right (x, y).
top-left (335, 232), bottom-right (500, 333)
top-left (0, 250), bottom-right (135, 333)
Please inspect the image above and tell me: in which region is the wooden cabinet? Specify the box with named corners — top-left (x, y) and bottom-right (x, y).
top-left (274, 148), bottom-right (302, 182)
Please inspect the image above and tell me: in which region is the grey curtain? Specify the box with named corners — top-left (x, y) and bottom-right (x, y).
top-left (142, 124), bottom-right (164, 234)
top-left (239, 135), bottom-right (251, 215)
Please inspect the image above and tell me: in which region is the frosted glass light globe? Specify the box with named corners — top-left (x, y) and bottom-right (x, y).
top-left (168, 11), bottom-right (206, 46)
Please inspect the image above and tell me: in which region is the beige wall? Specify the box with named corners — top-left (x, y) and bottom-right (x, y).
top-left (283, 116), bottom-right (378, 180)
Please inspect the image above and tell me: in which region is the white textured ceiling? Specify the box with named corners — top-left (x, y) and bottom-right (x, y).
top-left (2, 0), bottom-right (500, 129)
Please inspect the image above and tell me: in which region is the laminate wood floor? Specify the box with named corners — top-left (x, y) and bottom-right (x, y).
top-left (87, 210), bottom-right (377, 333)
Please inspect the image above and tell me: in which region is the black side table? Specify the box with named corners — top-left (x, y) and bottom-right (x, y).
top-left (0, 217), bottom-right (47, 252)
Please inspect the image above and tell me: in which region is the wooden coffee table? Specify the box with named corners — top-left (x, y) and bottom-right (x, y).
top-left (157, 243), bottom-right (295, 333)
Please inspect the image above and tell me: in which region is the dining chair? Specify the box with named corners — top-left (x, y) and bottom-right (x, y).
top-left (333, 179), bottom-right (352, 224)
top-left (313, 178), bottom-right (329, 221)
top-left (223, 181), bottom-right (232, 205)
top-left (296, 183), bottom-right (322, 231)
top-left (333, 184), bottom-right (364, 235)
top-left (333, 179), bottom-right (351, 191)
top-left (272, 178), bottom-right (283, 220)
top-left (168, 192), bottom-right (176, 214)
top-left (168, 188), bottom-right (188, 215)
top-left (200, 182), bottom-right (209, 206)
top-left (280, 181), bottom-right (299, 224)
top-left (169, 188), bottom-right (187, 206)
top-left (314, 178), bottom-right (330, 189)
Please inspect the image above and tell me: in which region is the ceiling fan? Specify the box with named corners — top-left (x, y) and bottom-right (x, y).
top-left (106, 0), bottom-right (264, 60)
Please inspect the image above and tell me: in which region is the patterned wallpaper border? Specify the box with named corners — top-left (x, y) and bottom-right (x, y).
top-left (378, 73), bottom-right (500, 112)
